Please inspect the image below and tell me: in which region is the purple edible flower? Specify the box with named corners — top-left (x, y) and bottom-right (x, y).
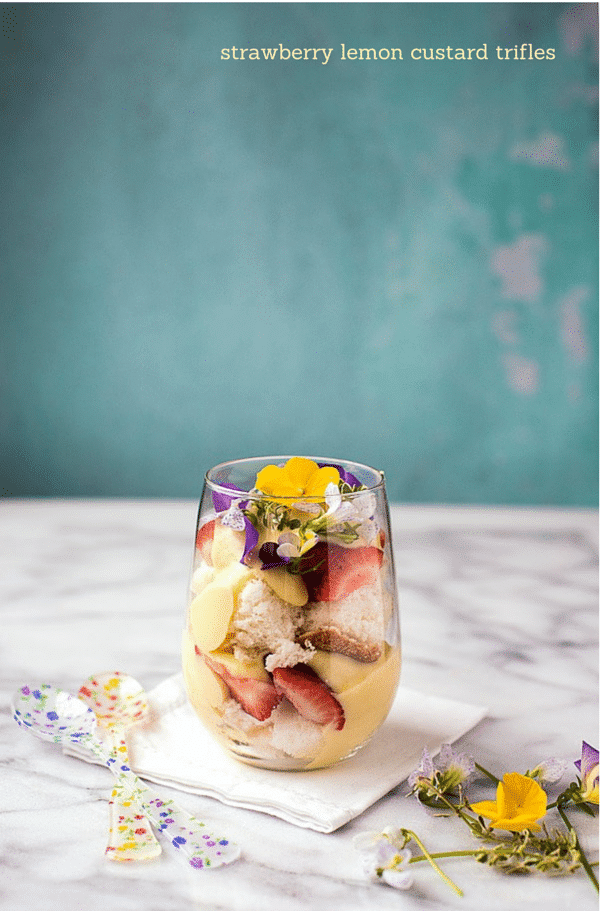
top-left (241, 517), bottom-right (259, 563)
top-left (574, 741), bottom-right (598, 775)
top-left (575, 741), bottom-right (599, 804)
top-left (257, 541), bottom-right (290, 570)
top-left (210, 482), bottom-right (258, 564)
top-left (212, 482), bottom-right (245, 513)
top-left (408, 747), bottom-right (435, 791)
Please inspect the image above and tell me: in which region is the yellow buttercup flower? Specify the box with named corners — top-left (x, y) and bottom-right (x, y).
top-left (255, 457), bottom-right (340, 502)
top-left (470, 772), bottom-right (547, 832)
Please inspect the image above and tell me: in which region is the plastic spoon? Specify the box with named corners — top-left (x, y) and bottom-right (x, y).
top-left (12, 684), bottom-right (240, 869)
top-left (78, 672), bottom-right (161, 862)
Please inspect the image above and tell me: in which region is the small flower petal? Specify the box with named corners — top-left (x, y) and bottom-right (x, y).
top-left (437, 743), bottom-right (475, 789)
top-left (212, 482), bottom-right (245, 513)
top-left (241, 517), bottom-right (259, 562)
top-left (381, 867), bottom-right (413, 890)
top-left (408, 747), bottom-right (434, 789)
top-left (276, 542), bottom-right (299, 559)
top-left (579, 741), bottom-right (599, 780)
top-left (374, 841), bottom-right (398, 867)
top-left (352, 830), bottom-right (384, 852)
top-left (255, 464), bottom-right (302, 498)
top-left (304, 465), bottom-right (340, 498)
top-left (529, 758), bottom-right (568, 784)
top-left (317, 461), bottom-right (362, 488)
top-left (574, 743), bottom-right (599, 804)
top-left (221, 502), bottom-right (247, 531)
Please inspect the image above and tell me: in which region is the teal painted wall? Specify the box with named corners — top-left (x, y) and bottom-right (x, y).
top-left (1, 3), bottom-right (598, 505)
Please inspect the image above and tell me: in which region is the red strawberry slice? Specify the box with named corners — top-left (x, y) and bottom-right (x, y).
top-left (308, 544), bottom-right (383, 602)
top-left (195, 519), bottom-right (216, 565)
top-left (202, 652), bottom-right (281, 721)
top-left (272, 665), bottom-right (345, 730)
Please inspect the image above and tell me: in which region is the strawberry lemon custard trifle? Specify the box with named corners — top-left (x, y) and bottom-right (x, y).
top-left (182, 457), bottom-right (401, 770)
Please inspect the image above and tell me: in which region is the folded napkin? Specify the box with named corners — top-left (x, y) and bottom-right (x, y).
top-left (64, 673), bottom-right (486, 833)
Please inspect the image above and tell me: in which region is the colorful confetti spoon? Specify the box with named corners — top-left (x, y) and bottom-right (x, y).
top-left (78, 672), bottom-right (161, 862)
top-left (12, 684), bottom-right (240, 869)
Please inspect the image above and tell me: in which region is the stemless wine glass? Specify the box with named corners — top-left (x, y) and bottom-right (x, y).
top-left (182, 456), bottom-right (401, 771)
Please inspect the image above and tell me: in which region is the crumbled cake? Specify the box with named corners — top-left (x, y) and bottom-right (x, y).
top-left (230, 577), bottom-right (301, 657)
top-left (297, 584), bottom-right (387, 662)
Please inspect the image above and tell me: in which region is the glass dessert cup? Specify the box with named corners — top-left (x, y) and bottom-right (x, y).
top-left (182, 456), bottom-right (401, 771)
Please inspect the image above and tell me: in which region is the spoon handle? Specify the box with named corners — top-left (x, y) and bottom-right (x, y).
top-left (88, 741), bottom-right (240, 869)
top-left (105, 733), bottom-right (162, 862)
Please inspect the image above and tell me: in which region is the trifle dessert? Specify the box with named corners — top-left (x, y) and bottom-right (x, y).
top-left (182, 456), bottom-right (401, 770)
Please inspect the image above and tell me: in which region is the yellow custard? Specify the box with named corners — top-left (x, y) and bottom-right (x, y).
top-left (306, 645), bottom-right (401, 769)
top-left (182, 624), bottom-right (401, 768)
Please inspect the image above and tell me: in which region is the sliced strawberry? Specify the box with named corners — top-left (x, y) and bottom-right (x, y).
top-left (272, 664), bottom-right (345, 730)
top-left (296, 542), bottom-right (331, 600)
top-left (301, 544), bottom-right (383, 602)
top-left (195, 519), bottom-right (216, 565)
top-left (203, 653), bottom-right (280, 721)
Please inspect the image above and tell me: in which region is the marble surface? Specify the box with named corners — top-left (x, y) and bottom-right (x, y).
top-left (1, 499), bottom-right (597, 911)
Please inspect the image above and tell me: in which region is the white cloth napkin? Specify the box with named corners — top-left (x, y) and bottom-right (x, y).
top-left (64, 673), bottom-right (486, 833)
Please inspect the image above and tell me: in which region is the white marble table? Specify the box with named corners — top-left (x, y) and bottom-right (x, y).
top-left (1, 499), bottom-right (598, 911)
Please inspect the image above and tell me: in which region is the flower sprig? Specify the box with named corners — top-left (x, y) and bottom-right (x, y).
top-left (225, 458), bottom-right (379, 568)
top-left (354, 741), bottom-right (599, 896)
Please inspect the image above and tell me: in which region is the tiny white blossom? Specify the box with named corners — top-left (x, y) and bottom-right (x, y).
top-left (374, 840), bottom-right (399, 867)
top-left (291, 500), bottom-right (322, 515)
top-left (437, 743), bottom-right (475, 788)
top-left (408, 747), bottom-right (434, 788)
top-left (276, 530), bottom-right (317, 559)
top-left (221, 500), bottom-right (246, 531)
top-left (324, 481), bottom-right (343, 513)
top-left (353, 829), bottom-right (413, 890)
top-left (529, 758), bottom-right (568, 784)
top-left (352, 491), bottom-right (377, 520)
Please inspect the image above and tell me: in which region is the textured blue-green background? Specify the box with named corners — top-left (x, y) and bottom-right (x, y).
top-left (1, 3), bottom-right (597, 504)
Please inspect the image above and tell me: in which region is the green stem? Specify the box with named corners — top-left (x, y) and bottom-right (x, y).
top-left (475, 762), bottom-right (500, 785)
top-left (557, 805), bottom-right (599, 892)
top-left (436, 792), bottom-right (483, 837)
top-left (403, 829), bottom-right (464, 897)
top-left (410, 850), bottom-right (481, 862)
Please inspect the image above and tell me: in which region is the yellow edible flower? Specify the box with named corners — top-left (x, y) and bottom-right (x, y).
top-left (255, 457), bottom-right (339, 502)
top-left (470, 772), bottom-right (547, 833)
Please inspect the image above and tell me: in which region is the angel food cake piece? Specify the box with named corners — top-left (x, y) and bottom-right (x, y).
top-left (183, 457), bottom-right (401, 768)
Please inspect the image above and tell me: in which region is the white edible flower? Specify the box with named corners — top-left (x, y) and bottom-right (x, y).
top-left (276, 530), bottom-right (318, 559)
top-left (324, 481), bottom-right (343, 513)
top-left (528, 757), bottom-right (568, 785)
top-left (353, 828), bottom-right (413, 890)
top-left (221, 500), bottom-right (246, 531)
